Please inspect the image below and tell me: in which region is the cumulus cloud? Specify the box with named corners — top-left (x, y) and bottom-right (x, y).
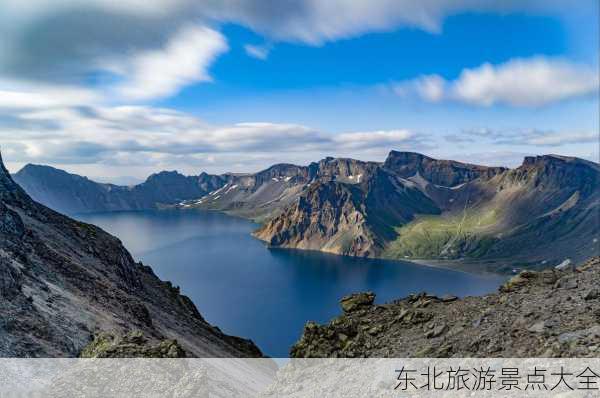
top-left (0, 80), bottom-right (101, 109)
top-left (395, 75), bottom-right (446, 102)
top-left (0, 1), bottom-right (591, 93)
top-left (0, 104), bottom-right (427, 174)
top-left (111, 26), bottom-right (228, 100)
top-left (451, 58), bottom-right (599, 106)
top-left (396, 57), bottom-right (599, 107)
top-left (334, 129), bottom-right (419, 150)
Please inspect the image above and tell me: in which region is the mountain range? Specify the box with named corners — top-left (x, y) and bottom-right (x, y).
top-left (14, 164), bottom-right (226, 215)
top-left (14, 151), bottom-right (599, 269)
top-left (0, 153), bottom-right (262, 357)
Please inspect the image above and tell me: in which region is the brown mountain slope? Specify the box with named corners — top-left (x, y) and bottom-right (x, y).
top-left (253, 166), bottom-right (439, 257)
top-left (0, 153), bottom-right (262, 357)
top-left (256, 152), bottom-right (599, 268)
top-left (13, 151), bottom-right (599, 269)
top-left (190, 157), bottom-right (380, 222)
top-left (386, 154), bottom-right (600, 267)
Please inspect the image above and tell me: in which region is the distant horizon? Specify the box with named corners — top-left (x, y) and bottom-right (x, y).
top-left (9, 149), bottom-right (598, 186)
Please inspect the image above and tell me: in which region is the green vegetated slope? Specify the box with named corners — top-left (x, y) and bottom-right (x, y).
top-left (383, 154), bottom-right (599, 266)
top-left (384, 207), bottom-right (501, 260)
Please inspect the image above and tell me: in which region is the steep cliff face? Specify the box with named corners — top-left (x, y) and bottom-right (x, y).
top-left (291, 257), bottom-right (600, 358)
top-left (192, 158), bottom-right (380, 222)
top-left (256, 152), bottom-right (598, 267)
top-left (253, 167), bottom-right (439, 258)
top-left (0, 154), bottom-right (262, 357)
top-left (253, 181), bottom-right (379, 256)
top-left (190, 164), bottom-right (313, 221)
top-left (313, 157), bottom-right (380, 184)
top-left (14, 152), bottom-right (599, 267)
top-left (383, 151), bottom-right (506, 187)
top-left (386, 154), bottom-right (600, 265)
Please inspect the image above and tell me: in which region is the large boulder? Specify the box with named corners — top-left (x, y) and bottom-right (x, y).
top-left (340, 292), bottom-right (375, 313)
top-left (80, 331), bottom-right (186, 358)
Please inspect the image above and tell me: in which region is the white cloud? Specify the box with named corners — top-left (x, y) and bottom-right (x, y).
top-left (524, 131), bottom-right (598, 146)
top-left (334, 129), bottom-right (415, 150)
top-left (397, 57), bottom-right (599, 107)
top-left (244, 44), bottom-right (271, 60)
top-left (457, 127), bottom-right (598, 147)
top-left (451, 58), bottom-right (599, 106)
top-left (207, 0), bottom-right (586, 45)
top-left (403, 75), bottom-right (446, 102)
top-left (0, 104), bottom-right (427, 175)
top-left (0, 0), bottom-right (591, 89)
top-left (111, 26), bottom-right (228, 100)
top-left (0, 81), bottom-right (100, 109)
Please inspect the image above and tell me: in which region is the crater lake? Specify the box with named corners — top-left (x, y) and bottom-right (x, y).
top-left (77, 209), bottom-right (507, 357)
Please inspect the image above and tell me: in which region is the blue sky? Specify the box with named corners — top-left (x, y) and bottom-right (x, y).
top-left (0, 1), bottom-right (597, 180)
top-left (168, 13), bottom-right (568, 97)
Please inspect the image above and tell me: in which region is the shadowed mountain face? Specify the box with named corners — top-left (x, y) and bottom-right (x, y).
top-left (383, 151), bottom-right (507, 187)
top-left (13, 152), bottom-right (600, 268)
top-left (188, 157), bottom-right (382, 222)
top-left (256, 152), bottom-right (599, 268)
top-left (13, 164), bottom-right (227, 215)
top-left (0, 154), bottom-right (262, 357)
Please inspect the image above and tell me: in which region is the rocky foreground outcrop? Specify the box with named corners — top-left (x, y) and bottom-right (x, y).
top-left (80, 331), bottom-right (187, 358)
top-left (291, 257), bottom-right (600, 358)
top-left (0, 153), bottom-right (262, 357)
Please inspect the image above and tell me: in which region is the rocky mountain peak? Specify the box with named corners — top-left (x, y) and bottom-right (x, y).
top-left (315, 157), bottom-right (380, 183)
top-left (514, 154), bottom-right (599, 195)
top-left (384, 151), bottom-right (431, 165)
top-left (144, 170), bottom-right (185, 183)
top-left (522, 154), bottom-right (599, 170)
top-left (384, 151), bottom-right (505, 187)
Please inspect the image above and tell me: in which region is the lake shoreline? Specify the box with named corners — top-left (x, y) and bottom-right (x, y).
top-left (75, 209), bottom-right (508, 357)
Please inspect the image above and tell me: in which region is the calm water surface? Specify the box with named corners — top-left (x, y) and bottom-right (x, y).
top-left (77, 209), bottom-right (506, 357)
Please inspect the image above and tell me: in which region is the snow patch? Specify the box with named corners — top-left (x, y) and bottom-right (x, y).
top-left (407, 172), bottom-right (429, 190)
top-left (225, 184), bottom-right (238, 193)
top-left (210, 184), bottom-right (228, 196)
top-left (347, 174), bottom-right (362, 183)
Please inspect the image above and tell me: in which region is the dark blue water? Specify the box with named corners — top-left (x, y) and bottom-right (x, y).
top-left (77, 209), bottom-right (506, 357)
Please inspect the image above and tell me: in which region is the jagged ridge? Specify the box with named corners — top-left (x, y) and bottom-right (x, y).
top-left (257, 152), bottom-right (599, 268)
top-left (12, 151), bottom-right (600, 268)
top-left (13, 164), bottom-right (228, 215)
